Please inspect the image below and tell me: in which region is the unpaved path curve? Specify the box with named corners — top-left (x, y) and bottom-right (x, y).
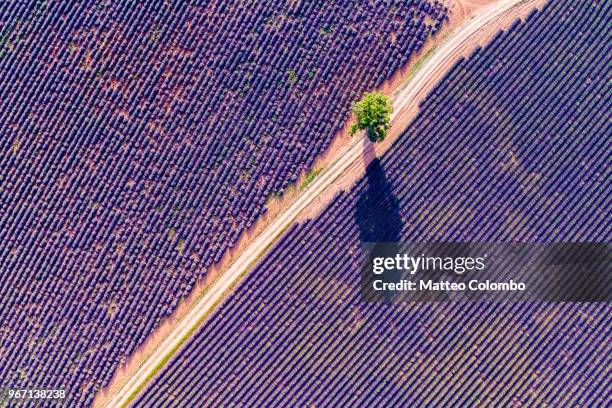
top-left (98, 1), bottom-right (544, 406)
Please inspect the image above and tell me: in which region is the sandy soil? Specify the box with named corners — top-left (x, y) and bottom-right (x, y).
top-left (93, 1), bottom-right (548, 406)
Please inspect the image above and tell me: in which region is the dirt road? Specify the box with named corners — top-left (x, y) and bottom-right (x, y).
top-left (97, 1), bottom-right (544, 406)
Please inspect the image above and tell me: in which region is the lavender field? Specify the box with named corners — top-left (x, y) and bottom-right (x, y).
top-left (0, 0), bottom-right (447, 405)
top-left (135, 1), bottom-right (610, 406)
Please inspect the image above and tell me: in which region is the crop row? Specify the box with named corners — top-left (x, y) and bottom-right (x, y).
top-left (135, 1), bottom-right (610, 406)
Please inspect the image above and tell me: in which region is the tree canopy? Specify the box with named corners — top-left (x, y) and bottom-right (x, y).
top-left (349, 92), bottom-right (393, 143)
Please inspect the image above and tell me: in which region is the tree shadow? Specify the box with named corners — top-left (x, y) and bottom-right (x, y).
top-left (355, 138), bottom-right (404, 302)
top-left (355, 139), bottom-right (403, 242)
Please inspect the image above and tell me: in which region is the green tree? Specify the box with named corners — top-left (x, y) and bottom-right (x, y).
top-left (349, 92), bottom-right (393, 142)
